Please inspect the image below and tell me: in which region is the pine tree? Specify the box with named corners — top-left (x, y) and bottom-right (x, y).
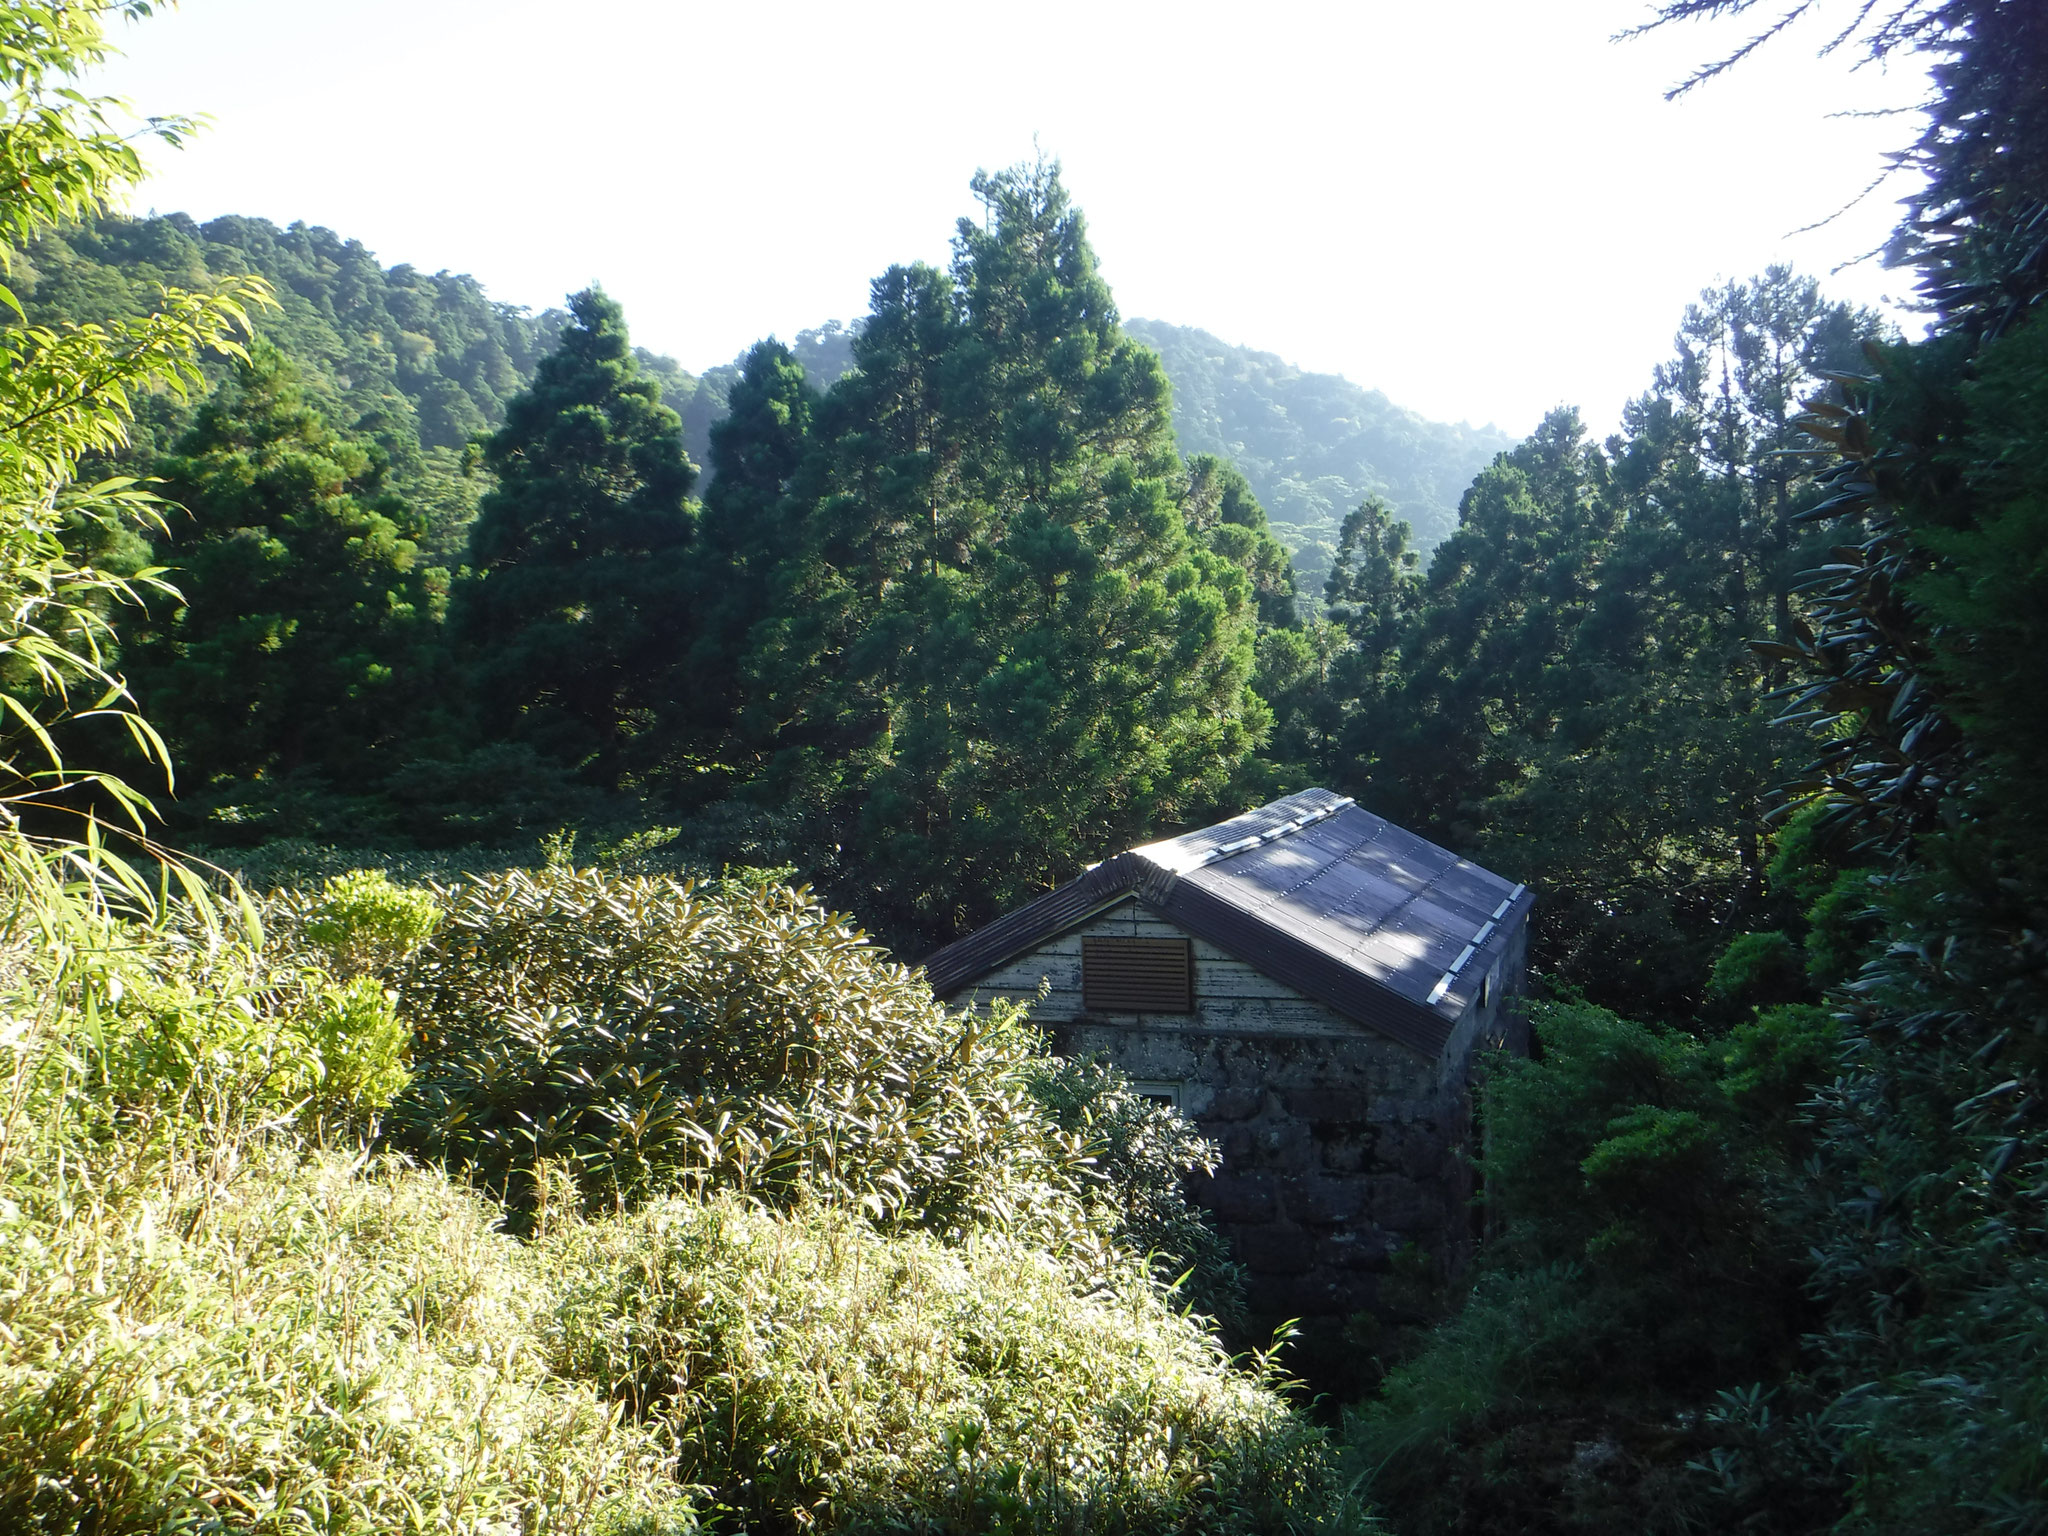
top-left (680, 339), bottom-right (819, 779)
top-left (1356, 408), bottom-right (1613, 837)
top-left (1323, 496), bottom-right (1419, 711)
top-left (1181, 454), bottom-right (1299, 628)
top-left (130, 346), bottom-right (452, 807)
top-left (455, 288), bottom-right (697, 789)
top-left (738, 164), bottom-right (1264, 944)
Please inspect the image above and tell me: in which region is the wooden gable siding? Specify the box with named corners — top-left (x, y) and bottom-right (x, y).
top-left (959, 897), bottom-right (1415, 1045)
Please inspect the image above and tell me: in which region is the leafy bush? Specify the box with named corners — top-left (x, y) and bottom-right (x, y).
top-left (1481, 1003), bottom-right (1768, 1307)
top-left (385, 868), bottom-right (1092, 1240)
top-left (0, 889), bottom-right (689, 1533)
top-left (1344, 1000), bottom-right (1837, 1536)
top-left (545, 1193), bottom-right (1350, 1535)
top-left (2, 903), bottom-right (412, 1157)
top-left (1704, 931), bottom-right (1806, 1013)
top-left (1030, 1053), bottom-right (1248, 1327)
top-left (1798, 866), bottom-right (1881, 989)
top-left (1718, 1003), bottom-right (1839, 1129)
top-left (0, 1147), bottom-right (695, 1535)
top-left (298, 974), bottom-right (412, 1116)
top-left (0, 879), bottom-right (1347, 1535)
top-left (298, 868), bottom-right (442, 977)
top-left (1788, 847), bottom-right (2048, 1534)
top-left (1347, 1264), bottom-right (1689, 1535)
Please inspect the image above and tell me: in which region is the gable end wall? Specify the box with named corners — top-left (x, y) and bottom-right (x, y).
top-left (959, 898), bottom-right (1522, 1320)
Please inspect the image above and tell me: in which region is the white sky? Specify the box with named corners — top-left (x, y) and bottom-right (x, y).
top-left (94, 0), bottom-right (1927, 438)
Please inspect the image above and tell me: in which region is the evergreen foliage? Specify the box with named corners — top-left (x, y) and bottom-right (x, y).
top-left (15, 210), bottom-right (592, 567)
top-left (1279, 274), bottom-right (1885, 1014)
top-left (456, 288), bottom-right (698, 789)
top-left (1353, 8), bottom-right (2048, 1531)
top-left (713, 163), bottom-right (1266, 945)
top-left (1348, 1000), bottom-right (1832, 1536)
top-left (681, 338), bottom-right (818, 767)
top-left (126, 345), bottom-right (455, 805)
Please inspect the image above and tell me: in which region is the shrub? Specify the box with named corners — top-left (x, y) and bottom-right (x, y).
top-left (1, 903), bottom-right (413, 1157)
top-left (0, 1144), bottom-right (697, 1535)
top-left (546, 1193), bottom-right (1350, 1535)
top-left (1718, 1003), bottom-right (1840, 1128)
top-left (1799, 867), bottom-right (1881, 989)
top-left (298, 868), bottom-right (443, 978)
top-left (0, 896), bottom-right (689, 1536)
top-left (300, 974), bottom-right (413, 1117)
top-left (384, 868), bottom-right (1097, 1242)
top-left (1030, 1053), bottom-right (1248, 1327)
top-left (2, 881), bottom-right (1349, 1536)
top-left (1341, 1000), bottom-right (1832, 1536)
top-left (1704, 931), bottom-right (1807, 1014)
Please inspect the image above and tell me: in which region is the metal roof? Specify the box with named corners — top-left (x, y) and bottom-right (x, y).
top-left (923, 788), bottom-right (1532, 1057)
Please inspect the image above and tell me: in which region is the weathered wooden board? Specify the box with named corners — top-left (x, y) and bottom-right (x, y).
top-left (961, 897), bottom-right (1379, 1040)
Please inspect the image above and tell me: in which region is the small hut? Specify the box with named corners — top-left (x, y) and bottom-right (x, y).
top-left (924, 788), bottom-right (1533, 1321)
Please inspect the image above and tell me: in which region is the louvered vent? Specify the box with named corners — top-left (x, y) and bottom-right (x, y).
top-left (1082, 937), bottom-right (1192, 1013)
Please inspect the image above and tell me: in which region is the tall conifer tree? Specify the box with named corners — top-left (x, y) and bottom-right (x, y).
top-left (736, 164), bottom-right (1264, 942)
top-left (130, 346), bottom-right (452, 804)
top-left (682, 339), bottom-right (818, 776)
top-left (456, 288), bottom-right (696, 788)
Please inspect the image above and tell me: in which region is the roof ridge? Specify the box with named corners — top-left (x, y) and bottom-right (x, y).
top-left (1216, 816), bottom-right (1388, 924)
top-left (1136, 794), bottom-right (1356, 875)
top-left (1424, 882), bottom-right (1529, 1005)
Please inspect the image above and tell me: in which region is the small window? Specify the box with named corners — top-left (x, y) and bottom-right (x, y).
top-left (1082, 936), bottom-right (1192, 1013)
top-left (1128, 1079), bottom-right (1184, 1110)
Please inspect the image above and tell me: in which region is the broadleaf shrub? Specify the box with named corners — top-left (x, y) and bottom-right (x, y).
top-left (1030, 1053), bottom-right (1248, 1326)
top-left (298, 868), bottom-right (443, 978)
top-left (0, 878), bottom-right (1352, 1535)
top-left (383, 868), bottom-right (1104, 1240)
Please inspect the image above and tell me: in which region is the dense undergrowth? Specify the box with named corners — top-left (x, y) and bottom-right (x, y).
top-left (0, 11), bottom-right (1347, 1528)
top-left (1341, 997), bottom-right (1838, 1535)
top-left (0, 864), bottom-right (1351, 1533)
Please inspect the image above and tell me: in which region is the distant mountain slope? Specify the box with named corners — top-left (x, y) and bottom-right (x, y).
top-left (21, 214), bottom-right (574, 454)
top-left (1126, 319), bottom-right (1514, 594)
top-left (18, 214), bottom-right (599, 561)
top-left (20, 217), bottom-right (1512, 597)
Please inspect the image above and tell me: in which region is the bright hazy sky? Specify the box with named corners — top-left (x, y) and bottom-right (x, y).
top-left (94, 0), bottom-right (1927, 437)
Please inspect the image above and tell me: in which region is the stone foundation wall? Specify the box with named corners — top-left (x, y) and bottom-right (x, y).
top-left (975, 897), bottom-right (1532, 1324)
top-left (1049, 1021), bottom-right (1469, 1320)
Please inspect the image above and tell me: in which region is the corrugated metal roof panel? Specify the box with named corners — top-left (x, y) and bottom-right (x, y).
top-left (922, 790), bottom-right (1532, 1055)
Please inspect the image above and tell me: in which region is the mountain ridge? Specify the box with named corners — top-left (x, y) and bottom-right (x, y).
top-left (19, 214), bottom-right (1512, 595)
top-left (1125, 318), bottom-right (1515, 593)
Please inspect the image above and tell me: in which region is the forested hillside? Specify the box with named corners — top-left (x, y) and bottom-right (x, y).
top-left (1127, 319), bottom-right (1513, 592)
top-left (18, 216), bottom-right (1489, 600)
top-left (23, 166), bottom-right (1312, 957)
top-left (10, 184), bottom-right (1905, 1007)
top-left (0, 15), bottom-right (1347, 1535)
top-left (3, 1), bottom-right (2043, 1532)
